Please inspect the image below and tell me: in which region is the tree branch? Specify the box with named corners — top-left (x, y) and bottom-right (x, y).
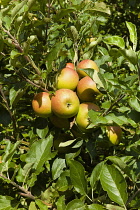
top-left (0, 173), bottom-right (35, 200)
top-left (1, 26), bottom-right (41, 76)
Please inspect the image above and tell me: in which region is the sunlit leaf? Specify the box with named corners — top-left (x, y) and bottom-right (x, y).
top-left (126, 21), bottom-right (137, 51)
top-left (100, 164), bottom-right (128, 206)
top-left (104, 36), bottom-right (125, 48)
top-left (66, 199), bottom-right (85, 210)
top-left (52, 158), bottom-right (66, 180)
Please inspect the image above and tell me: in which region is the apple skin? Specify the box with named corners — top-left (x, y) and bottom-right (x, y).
top-left (66, 63), bottom-right (75, 69)
top-left (49, 114), bottom-right (70, 129)
top-left (32, 92), bottom-right (52, 118)
top-left (75, 102), bottom-right (100, 132)
top-left (106, 126), bottom-right (122, 145)
top-left (51, 89), bottom-right (80, 118)
top-left (77, 76), bottom-right (102, 102)
top-left (56, 67), bottom-right (79, 90)
top-left (76, 59), bottom-right (99, 78)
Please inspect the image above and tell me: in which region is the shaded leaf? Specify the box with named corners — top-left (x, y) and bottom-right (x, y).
top-left (69, 160), bottom-right (87, 195)
top-left (100, 164), bottom-right (128, 206)
top-left (90, 161), bottom-right (104, 189)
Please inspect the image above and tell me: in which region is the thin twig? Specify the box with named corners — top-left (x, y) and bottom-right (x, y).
top-left (0, 173), bottom-right (35, 200)
top-left (126, 188), bottom-right (140, 206)
top-left (17, 73), bottom-right (49, 92)
top-left (102, 94), bottom-right (125, 116)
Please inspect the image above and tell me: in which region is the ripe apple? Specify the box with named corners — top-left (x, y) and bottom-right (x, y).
top-left (75, 102), bottom-right (100, 132)
top-left (76, 59), bottom-right (99, 78)
top-left (32, 92), bottom-right (52, 118)
top-left (106, 126), bottom-right (122, 145)
top-left (49, 114), bottom-right (70, 129)
top-left (76, 76), bottom-right (102, 102)
top-left (51, 89), bottom-right (80, 118)
top-left (56, 67), bottom-right (79, 90)
top-left (66, 62), bottom-right (75, 69)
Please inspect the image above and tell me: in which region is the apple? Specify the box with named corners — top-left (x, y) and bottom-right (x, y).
top-left (49, 114), bottom-right (70, 129)
top-left (32, 92), bottom-right (52, 118)
top-left (106, 126), bottom-right (122, 145)
top-left (76, 59), bottom-right (99, 78)
top-left (66, 62), bottom-right (75, 69)
top-left (56, 67), bottom-right (79, 90)
top-left (76, 76), bottom-right (102, 102)
top-left (75, 102), bottom-right (100, 132)
top-left (51, 89), bottom-right (80, 118)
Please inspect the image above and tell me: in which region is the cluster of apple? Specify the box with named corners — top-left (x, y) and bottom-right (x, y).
top-left (32, 59), bottom-right (122, 145)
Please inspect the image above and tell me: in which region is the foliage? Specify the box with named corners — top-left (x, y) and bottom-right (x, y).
top-left (0, 0), bottom-right (140, 209)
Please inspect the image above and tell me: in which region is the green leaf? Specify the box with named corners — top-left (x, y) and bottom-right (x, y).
top-left (52, 158), bottom-right (66, 180)
top-left (11, 0), bottom-right (28, 21)
top-left (29, 201), bottom-right (37, 210)
top-left (126, 21), bottom-right (137, 51)
top-left (106, 204), bottom-right (125, 210)
top-left (128, 97), bottom-right (140, 112)
top-left (56, 171), bottom-right (69, 191)
top-left (9, 85), bottom-right (26, 107)
top-left (56, 195), bottom-right (66, 210)
top-left (35, 199), bottom-right (48, 210)
top-left (69, 160), bottom-right (87, 195)
top-left (100, 164), bottom-right (128, 207)
top-left (25, 134), bottom-right (53, 172)
top-left (88, 204), bottom-right (105, 210)
top-left (106, 156), bottom-right (131, 178)
top-left (87, 2), bottom-right (111, 15)
top-left (66, 199), bottom-right (85, 210)
top-left (70, 26), bottom-right (79, 41)
top-left (36, 127), bottom-right (49, 139)
top-left (119, 48), bottom-right (138, 65)
top-left (90, 161), bottom-right (104, 189)
top-left (0, 196), bottom-right (13, 210)
top-left (104, 36), bottom-right (125, 48)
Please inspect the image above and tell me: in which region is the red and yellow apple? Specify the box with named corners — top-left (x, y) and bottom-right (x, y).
top-left (106, 126), bottom-right (122, 145)
top-left (51, 89), bottom-right (80, 118)
top-left (76, 59), bottom-right (99, 78)
top-left (56, 67), bottom-right (79, 90)
top-left (76, 76), bottom-right (102, 102)
top-left (75, 102), bottom-right (100, 132)
top-left (66, 62), bottom-right (75, 69)
top-left (32, 92), bottom-right (52, 118)
top-left (49, 114), bottom-right (70, 129)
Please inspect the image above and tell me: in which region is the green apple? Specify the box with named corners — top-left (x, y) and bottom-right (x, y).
top-left (51, 89), bottom-right (80, 118)
top-left (49, 114), bottom-right (70, 129)
top-left (106, 126), bottom-right (122, 145)
top-left (65, 62), bottom-right (75, 69)
top-left (56, 67), bottom-right (79, 90)
top-left (75, 102), bottom-right (100, 132)
top-left (32, 92), bottom-right (52, 118)
top-left (77, 76), bottom-right (102, 102)
top-left (76, 59), bottom-right (99, 78)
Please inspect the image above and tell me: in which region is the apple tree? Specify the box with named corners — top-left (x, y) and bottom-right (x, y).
top-left (0, 0), bottom-right (140, 209)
